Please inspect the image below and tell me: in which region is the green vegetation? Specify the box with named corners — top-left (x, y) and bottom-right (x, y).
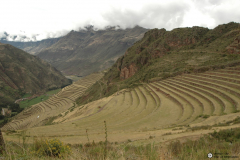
top-left (0, 43), bottom-right (71, 106)
top-left (0, 103), bottom-right (23, 127)
top-left (1, 138), bottom-right (72, 159)
top-left (2, 22), bottom-right (240, 159)
top-left (32, 138), bottom-right (72, 158)
top-left (210, 128), bottom-right (240, 143)
top-left (19, 95), bottom-right (48, 109)
top-left (44, 116), bottom-right (58, 126)
top-left (22, 93), bottom-right (32, 98)
top-left (19, 89), bottom-right (61, 109)
top-left (45, 89), bottom-right (61, 95)
top-left (77, 22), bottom-right (240, 106)
top-left (214, 116), bottom-right (240, 127)
top-left (2, 73), bottom-right (103, 131)
top-left (198, 114), bottom-right (210, 119)
top-left (189, 125), bottom-right (212, 131)
top-left (2, 128), bottom-right (240, 159)
top-left (168, 132), bottom-right (240, 159)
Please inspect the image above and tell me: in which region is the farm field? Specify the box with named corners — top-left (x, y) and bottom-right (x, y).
top-left (19, 89), bottom-right (61, 108)
top-left (2, 66), bottom-right (240, 150)
top-left (2, 73), bottom-right (103, 131)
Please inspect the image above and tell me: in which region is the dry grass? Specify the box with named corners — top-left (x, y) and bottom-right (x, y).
top-left (2, 66), bottom-right (240, 159)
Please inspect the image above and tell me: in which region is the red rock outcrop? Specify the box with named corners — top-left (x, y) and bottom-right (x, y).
top-left (120, 63), bottom-right (138, 80)
top-left (227, 36), bottom-right (240, 54)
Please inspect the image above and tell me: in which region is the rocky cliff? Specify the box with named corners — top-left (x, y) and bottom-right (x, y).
top-left (111, 22), bottom-right (240, 80)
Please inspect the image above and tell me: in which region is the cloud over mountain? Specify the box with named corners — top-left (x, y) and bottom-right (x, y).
top-left (1, 0), bottom-right (240, 41)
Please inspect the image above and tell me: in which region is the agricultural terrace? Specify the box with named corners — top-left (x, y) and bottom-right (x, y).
top-left (1, 73), bottom-right (103, 131)
top-left (3, 65), bottom-right (239, 145)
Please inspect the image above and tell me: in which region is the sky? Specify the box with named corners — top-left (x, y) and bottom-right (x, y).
top-left (0, 0), bottom-right (240, 42)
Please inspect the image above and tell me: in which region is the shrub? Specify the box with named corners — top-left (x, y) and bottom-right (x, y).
top-left (198, 114), bottom-right (210, 119)
top-left (32, 138), bottom-right (72, 158)
top-left (168, 140), bottom-right (182, 156)
top-left (210, 128), bottom-right (240, 143)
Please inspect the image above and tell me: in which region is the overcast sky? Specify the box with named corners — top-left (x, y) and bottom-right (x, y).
top-left (1, 0), bottom-right (240, 42)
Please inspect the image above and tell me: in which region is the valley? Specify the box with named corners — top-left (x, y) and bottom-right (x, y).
top-left (1, 22), bottom-right (240, 159)
top-left (2, 66), bottom-right (240, 159)
top-left (4, 66), bottom-right (240, 139)
top-left (2, 73), bottom-right (103, 131)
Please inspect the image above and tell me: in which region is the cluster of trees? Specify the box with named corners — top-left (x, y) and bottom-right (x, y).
top-left (0, 103), bottom-right (24, 127)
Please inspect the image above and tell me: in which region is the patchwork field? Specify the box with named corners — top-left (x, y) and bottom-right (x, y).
top-left (2, 66), bottom-right (240, 147)
top-left (19, 89), bottom-right (61, 109)
top-left (2, 73), bottom-right (103, 131)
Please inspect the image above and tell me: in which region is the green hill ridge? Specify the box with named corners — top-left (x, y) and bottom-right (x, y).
top-left (77, 22), bottom-right (240, 105)
top-left (0, 43), bottom-right (71, 105)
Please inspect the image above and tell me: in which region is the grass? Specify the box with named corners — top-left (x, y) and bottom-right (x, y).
top-left (3, 65), bottom-right (240, 159)
top-left (19, 89), bottom-right (61, 109)
top-left (5, 66), bottom-right (240, 139)
top-left (2, 127), bottom-right (240, 159)
top-left (19, 95), bottom-right (48, 108)
top-left (77, 22), bottom-right (240, 107)
top-left (2, 73), bottom-right (103, 132)
top-left (22, 93), bottom-right (32, 98)
top-left (168, 134), bottom-right (240, 159)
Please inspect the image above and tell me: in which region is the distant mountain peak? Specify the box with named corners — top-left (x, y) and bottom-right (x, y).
top-left (37, 26), bottom-right (149, 76)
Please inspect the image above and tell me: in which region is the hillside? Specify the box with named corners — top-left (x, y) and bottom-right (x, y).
top-left (0, 38), bottom-right (60, 55)
top-left (37, 26), bottom-right (148, 76)
top-left (0, 43), bottom-right (71, 105)
top-left (3, 65), bottom-right (240, 153)
top-left (2, 73), bottom-right (103, 130)
top-left (77, 22), bottom-right (240, 105)
top-left (2, 22), bottom-right (240, 159)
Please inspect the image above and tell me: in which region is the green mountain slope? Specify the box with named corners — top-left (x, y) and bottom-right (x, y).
top-left (0, 38), bottom-right (60, 55)
top-left (77, 22), bottom-right (240, 105)
top-left (37, 26), bottom-right (148, 76)
top-left (0, 43), bottom-right (71, 105)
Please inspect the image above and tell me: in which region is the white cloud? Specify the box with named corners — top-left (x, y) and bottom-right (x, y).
top-left (0, 0), bottom-right (239, 41)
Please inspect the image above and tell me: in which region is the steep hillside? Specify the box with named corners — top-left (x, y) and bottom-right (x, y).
top-left (0, 43), bottom-right (71, 105)
top-left (4, 65), bottom-right (240, 149)
top-left (77, 22), bottom-right (240, 105)
top-left (37, 26), bottom-right (148, 76)
top-left (2, 73), bottom-right (103, 131)
top-left (0, 38), bottom-right (60, 55)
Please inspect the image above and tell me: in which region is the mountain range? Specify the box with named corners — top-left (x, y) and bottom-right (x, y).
top-left (0, 43), bottom-right (71, 105)
top-left (36, 26), bottom-right (148, 76)
top-left (0, 38), bottom-right (60, 55)
top-left (77, 22), bottom-right (240, 105)
top-left (1, 26), bottom-right (148, 77)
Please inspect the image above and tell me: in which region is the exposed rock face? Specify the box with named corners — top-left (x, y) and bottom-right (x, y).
top-left (103, 22), bottom-right (240, 82)
top-left (120, 63), bottom-right (138, 79)
top-left (78, 22), bottom-right (240, 106)
top-left (114, 26), bottom-right (210, 79)
top-left (227, 35), bottom-right (240, 54)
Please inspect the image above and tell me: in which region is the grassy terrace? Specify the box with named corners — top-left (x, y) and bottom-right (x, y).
top-left (2, 73), bottom-right (103, 131)
top-left (19, 89), bottom-right (61, 109)
top-left (2, 66), bottom-right (240, 159)
top-left (3, 66), bottom-right (239, 141)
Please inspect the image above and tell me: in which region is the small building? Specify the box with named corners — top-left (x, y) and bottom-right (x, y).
top-left (1, 108), bottom-right (11, 116)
